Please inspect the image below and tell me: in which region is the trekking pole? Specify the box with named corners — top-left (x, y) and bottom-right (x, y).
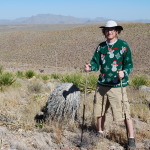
top-left (120, 77), bottom-right (128, 141)
top-left (91, 84), bottom-right (97, 129)
top-left (78, 71), bottom-right (88, 148)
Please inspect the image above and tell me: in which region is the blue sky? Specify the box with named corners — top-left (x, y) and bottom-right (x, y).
top-left (1, 0), bottom-right (150, 20)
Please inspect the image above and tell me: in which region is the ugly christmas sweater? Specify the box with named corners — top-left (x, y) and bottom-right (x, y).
top-left (90, 39), bottom-right (133, 88)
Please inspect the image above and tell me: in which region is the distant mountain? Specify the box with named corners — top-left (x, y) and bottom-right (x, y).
top-left (0, 14), bottom-right (149, 25)
top-left (0, 14), bottom-right (109, 25)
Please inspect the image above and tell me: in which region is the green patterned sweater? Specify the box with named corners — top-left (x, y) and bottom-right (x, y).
top-left (90, 39), bottom-right (133, 87)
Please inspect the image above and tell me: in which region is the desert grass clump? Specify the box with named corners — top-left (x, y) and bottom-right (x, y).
top-left (60, 72), bottom-right (98, 92)
top-left (25, 70), bottom-right (36, 79)
top-left (50, 73), bottom-right (62, 80)
top-left (28, 82), bottom-right (42, 93)
top-left (0, 72), bottom-right (16, 89)
top-left (16, 71), bottom-right (24, 78)
top-left (60, 72), bottom-right (84, 90)
top-left (130, 103), bottom-right (149, 122)
top-left (87, 74), bottom-right (98, 91)
top-left (131, 75), bottom-right (149, 89)
top-left (40, 74), bottom-right (50, 81)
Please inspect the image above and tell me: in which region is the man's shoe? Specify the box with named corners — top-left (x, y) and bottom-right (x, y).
top-left (127, 138), bottom-right (136, 150)
top-left (96, 131), bottom-right (105, 138)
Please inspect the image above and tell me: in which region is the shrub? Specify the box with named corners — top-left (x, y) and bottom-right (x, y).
top-left (0, 72), bottom-right (16, 86)
top-left (60, 73), bottom-right (84, 90)
top-left (60, 72), bottom-right (98, 92)
top-left (40, 74), bottom-right (50, 81)
top-left (50, 73), bottom-right (62, 79)
top-left (25, 70), bottom-right (36, 79)
top-left (131, 75), bottom-right (149, 88)
top-left (87, 74), bottom-right (98, 91)
top-left (16, 71), bottom-right (24, 78)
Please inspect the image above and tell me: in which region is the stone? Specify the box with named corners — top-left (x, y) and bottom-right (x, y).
top-left (45, 83), bottom-right (81, 122)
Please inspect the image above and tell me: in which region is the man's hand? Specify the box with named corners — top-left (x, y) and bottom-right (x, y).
top-left (118, 70), bottom-right (124, 80)
top-left (84, 63), bottom-right (91, 72)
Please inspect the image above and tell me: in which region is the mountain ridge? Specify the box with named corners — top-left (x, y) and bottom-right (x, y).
top-left (0, 14), bottom-right (109, 25)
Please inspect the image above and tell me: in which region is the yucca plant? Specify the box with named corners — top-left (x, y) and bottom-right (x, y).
top-left (87, 74), bottom-right (98, 91)
top-left (60, 73), bottom-right (85, 91)
top-left (25, 70), bottom-right (36, 79)
top-left (0, 72), bottom-right (16, 86)
top-left (16, 71), bottom-right (24, 78)
top-left (50, 73), bottom-right (62, 80)
top-left (40, 74), bottom-right (50, 81)
top-left (60, 72), bottom-right (98, 92)
top-left (131, 75), bottom-right (149, 89)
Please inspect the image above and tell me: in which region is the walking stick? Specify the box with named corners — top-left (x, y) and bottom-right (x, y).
top-left (91, 85), bottom-right (97, 129)
top-left (78, 72), bottom-right (88, 148)
top-left (120, 79), bottom-right (128, 141)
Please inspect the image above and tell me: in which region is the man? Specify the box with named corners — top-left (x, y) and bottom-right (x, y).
top-left (84, 20), bottom-right (136, 149)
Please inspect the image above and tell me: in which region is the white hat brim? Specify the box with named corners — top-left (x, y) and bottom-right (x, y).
top-left (99, 26), bottom-right (123, 30)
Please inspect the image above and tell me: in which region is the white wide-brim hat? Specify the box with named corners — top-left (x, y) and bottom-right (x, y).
top-left (100, 20), bottom-right (123, 30)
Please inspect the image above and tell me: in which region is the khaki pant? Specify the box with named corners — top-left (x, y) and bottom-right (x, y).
top-left (94, 84), bottom-right (131, 121)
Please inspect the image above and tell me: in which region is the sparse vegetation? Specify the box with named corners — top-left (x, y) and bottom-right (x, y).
top-left (28, 81), bottom-right (42, 93)
top-left (0, 23), bottom-right (150, 149)
top-left (131, 75), bottom-right (149, 88)
top-left (40, 74), bottom-right (50, 81)
top-left (131, 103), bottom-right (149, 122)
top-left (50, 73), bottom-right (62, 79)
top-left (25, 70), bottom-right (36, 79)
top-left (60, 72), bottom-right (85, 90)
top-left (16, 71), bottom-right (24, 78)
top-left (0, 72), bottom-right (16, 90)
top-left (51, 72), bottom-right (98, 92)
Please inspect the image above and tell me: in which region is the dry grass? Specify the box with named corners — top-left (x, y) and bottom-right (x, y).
top-left (0, 78), bottom-right (48, 130)
top-left (0, 73), bottom-right (150, 149)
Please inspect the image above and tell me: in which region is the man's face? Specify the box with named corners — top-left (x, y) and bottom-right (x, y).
top-left (104, 27), bottom-right (118, 40)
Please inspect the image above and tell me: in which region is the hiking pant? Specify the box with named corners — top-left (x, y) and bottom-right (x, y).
top-left (94, 84), bottom-right (131, 121)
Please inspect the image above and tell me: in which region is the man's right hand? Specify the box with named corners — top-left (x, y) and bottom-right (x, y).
top-left (84, 63), bottom-right (91, 72)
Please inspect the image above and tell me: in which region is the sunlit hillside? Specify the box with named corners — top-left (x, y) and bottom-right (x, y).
top-left (0, 23), bottom-right (149, 75)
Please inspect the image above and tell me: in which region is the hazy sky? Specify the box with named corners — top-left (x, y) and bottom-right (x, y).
top-left (1, 0), bottom-right (150, 20)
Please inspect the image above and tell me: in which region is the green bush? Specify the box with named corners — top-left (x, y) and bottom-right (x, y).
top-left (131, 75), bottom-right (149, 88)
top-left (60, 72), bottom-right (98, 92)
top-left (50, 73), bottom-right (62, 79)
top-left (25, 70), bottom-right (36, 79)
top-left (60, 73), bottom-right (84, 90)
top-left (87, 74), bottom-right (98, 91)
top-left (0, 72), bottom-right (16, 86)
top-left (40, 74), bottom-right (50, 81)
top-left (16, 71), bottom-right (24, 78)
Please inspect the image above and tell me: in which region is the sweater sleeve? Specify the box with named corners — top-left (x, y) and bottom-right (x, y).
top-left (90, 46), bottom-right (101, 71)
top-left (122, 45), bottom-right (133, 76)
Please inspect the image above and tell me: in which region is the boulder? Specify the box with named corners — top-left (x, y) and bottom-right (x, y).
top-left (45, 83), bottom-right (81, 122)
top-left (139, 85), bottom-right (150, 93)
